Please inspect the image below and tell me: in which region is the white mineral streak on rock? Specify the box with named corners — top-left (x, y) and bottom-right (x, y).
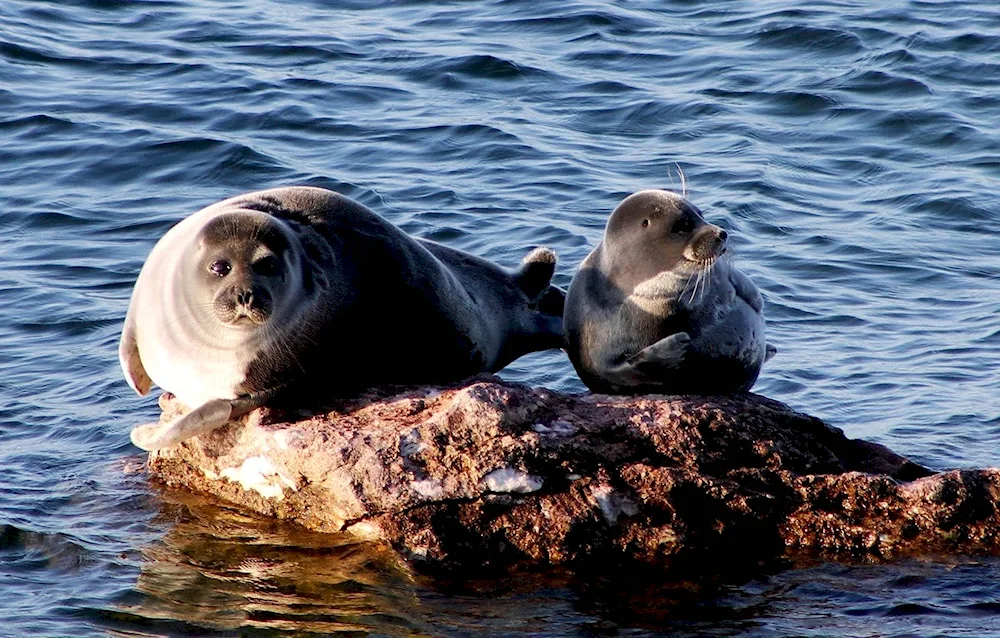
top-left (484, 468), bottom-right (543, 493)
top-left (220, 456), bottom-right (296, 500)
top-left (273, 429), bottom-right (307, 451)
top-left (591, 484), bottom-right (638, 524)
top-left (531, 420), bottom-right (576, 435)
top-left (399, 429), bottom-right (425, 457)
top-left (411, 478), bottom-right (444, 499)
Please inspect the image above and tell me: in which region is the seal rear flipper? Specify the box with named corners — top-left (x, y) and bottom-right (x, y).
top-left (532, 284), bottom-right (566, 317)
top-left (515, 247), bottom-right (557, 302)
top-left (118, 312), bottom-right (152, 396)
top-left (129, 398), bottom-right (235, 451)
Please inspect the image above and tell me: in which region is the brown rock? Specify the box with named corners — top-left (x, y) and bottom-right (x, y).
top-left (145, 376), bottom-right (1000, 575)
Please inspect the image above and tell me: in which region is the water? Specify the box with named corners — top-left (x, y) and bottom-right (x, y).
top-left (2, 0), bottom-right (1000, 635)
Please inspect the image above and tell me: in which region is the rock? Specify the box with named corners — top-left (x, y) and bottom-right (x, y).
top-left (145, 376), bottom-right (1000, 575)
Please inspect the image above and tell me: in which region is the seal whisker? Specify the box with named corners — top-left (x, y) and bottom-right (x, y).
top-left (680, 265), bottom-right (702, 305)
top-left (690, 263), bottom-right (708, 304)
top-left (698, 260), bottom-right (713, 300)
top-left (685, 269), bottom-right (701, 305)
top-left (692, 268), bottom-right (704, 304)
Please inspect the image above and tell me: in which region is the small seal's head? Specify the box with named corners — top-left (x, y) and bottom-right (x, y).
top-left (602, 189), bottom-right (727, 293)
top-left (191, 210), bottom-right (303, 329)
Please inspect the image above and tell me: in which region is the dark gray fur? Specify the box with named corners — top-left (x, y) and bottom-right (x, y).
top-left (225, 187), bottom-right (565, 402)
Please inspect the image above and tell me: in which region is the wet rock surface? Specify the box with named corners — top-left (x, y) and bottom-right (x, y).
top-left (146, 376), bottom-right (1000, 574)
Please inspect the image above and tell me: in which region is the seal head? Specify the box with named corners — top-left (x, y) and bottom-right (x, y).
top-left (199, 212), bottom-right (292, 327)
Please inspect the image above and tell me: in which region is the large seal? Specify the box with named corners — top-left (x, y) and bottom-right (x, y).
top-left (120, 186), bottom-right (565, 450)
top-left (564, 189), bottom-right (774, 395)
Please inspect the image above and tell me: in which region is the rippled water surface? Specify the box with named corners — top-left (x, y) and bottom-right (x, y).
top-left (3, 0), bottom-right (1000, 635)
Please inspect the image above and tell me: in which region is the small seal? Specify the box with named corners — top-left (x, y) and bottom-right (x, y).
top-left (120, 186), bottom-right (565, 450)
top-left (564, 189), bottom-right (774, 395)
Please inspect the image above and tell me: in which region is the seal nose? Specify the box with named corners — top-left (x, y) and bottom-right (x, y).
top-left (718, 229), bottom-right (728, 242)
top-left (236, 289), bottom-right (254, 307)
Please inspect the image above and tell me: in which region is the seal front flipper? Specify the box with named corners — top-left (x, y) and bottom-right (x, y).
top-left (130, 398), bottom-right (235, 451)
top-left (129, 386), bottom-right (285, 451)
top-left (118, 309), bottom-right (152, 396)
top-left (729, 268), bottom-right (764, 314)
top-left (627, 331), bottom-right (691, 370)
top-left (765, 342), bottom-right (777, 362)
top-left (595, 332), bottom-right (692, 388)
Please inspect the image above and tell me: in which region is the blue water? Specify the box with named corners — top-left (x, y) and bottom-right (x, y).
top-left (3, 0), bottom-right (1000, 635)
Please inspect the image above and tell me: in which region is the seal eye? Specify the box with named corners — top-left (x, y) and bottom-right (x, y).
top-left (253, 256), bottom-right (280, 276)
top-left (209, 260), bottom-right (231, 277)
top-left (671, 218), bottom-right (694, 234)
top-left (642, 219), bottom-right (649, 228)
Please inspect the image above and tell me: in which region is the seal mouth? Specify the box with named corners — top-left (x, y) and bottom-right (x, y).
top-left (681, 252), bottom-right (722, 270)
top-left (214, 286), bottom-right (273, 326)
top-left (215, 302), bottom-right (272, 326)
top-left (230, 313), bottom-right (267, 326)
top-left (682, 244), bottom-right (726, 265)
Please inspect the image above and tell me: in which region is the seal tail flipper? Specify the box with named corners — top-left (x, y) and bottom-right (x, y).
top-left (515, 247), bottom-right (557, 302)
top-left (533, 284), bottom-right (565, 317)
top-left (765, 342), bottom-right (777, 362)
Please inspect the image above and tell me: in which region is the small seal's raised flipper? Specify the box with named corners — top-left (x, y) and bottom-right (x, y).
top-left (516, 246), bottom-right (566, 319)
top-left (129, 387), bottom-right (284, 451)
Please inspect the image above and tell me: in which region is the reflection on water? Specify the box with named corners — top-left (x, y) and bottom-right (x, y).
top-left (99, 486), bottom-right (1000, 637)
top-left (116, 489), bottom-right (427, 636)
top-left (110, 487), bottom-right (747, 636)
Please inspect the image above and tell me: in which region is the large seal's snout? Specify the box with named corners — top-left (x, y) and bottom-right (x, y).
top-left (216, 283), bottom-right (273, 325)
